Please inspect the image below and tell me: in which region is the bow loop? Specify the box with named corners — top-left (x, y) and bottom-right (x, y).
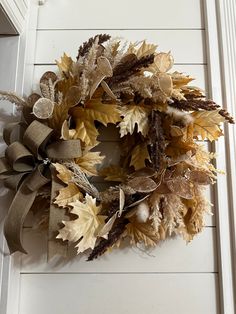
top-left (6, 142), bottom-right (34, 172)
top-left (1, 119), bottom-right (82, 255)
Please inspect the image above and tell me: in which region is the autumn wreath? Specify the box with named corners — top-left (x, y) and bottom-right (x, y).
top-left (0, 34), bottom-right (234, 260)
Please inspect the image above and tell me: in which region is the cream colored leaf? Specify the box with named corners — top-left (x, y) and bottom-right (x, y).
top-left (54, 183), bottom-right (83, 208)
top-left (101, 81), bottom-right (117, 99)
top-left (57, 194), bottom-right (106, 254)
top-left (119, 188), bottom-right (125, 216)
top-left (126, 219), bottom-right (159, 246)
top-left (130, 143), bottom-right (150, 170)
top-left (98, 213), bottom-right (118, 239)
top-left (97, 56), bottom-right (113, 77)
top-left (53, 163), bottom-right (73, 184)
top-left (192, 110), bottom-right (225, 141)
top-left (135, 40), bottom-right (157, 58)
top-left (118, 105), bottom-right (150, 137)
top-left (56, 53), bottom-right (74, 75)
top-left (151, 52), bottom-right (174, 73)
top-left (75, 151), bottom-right (105, 176)
top-left (61, 120), bottom-right (76, 140)
top-left (99, 165), bottom-right (127, 182)
top-left (71, 102), bottom-right (121, 145)
top-left (158, 73), bottom-right (173, 97)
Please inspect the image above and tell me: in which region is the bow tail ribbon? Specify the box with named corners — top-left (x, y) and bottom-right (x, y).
top-left (1, 120), bottom-right (81, 257)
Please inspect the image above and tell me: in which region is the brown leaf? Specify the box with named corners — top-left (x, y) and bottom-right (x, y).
top-left (166, 177), bottom-right (193, 199)
top-left (127, 177), bottom-right (157, 193)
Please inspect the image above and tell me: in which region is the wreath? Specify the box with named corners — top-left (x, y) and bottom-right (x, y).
top-left (0, 34), bottom-right (234, 261)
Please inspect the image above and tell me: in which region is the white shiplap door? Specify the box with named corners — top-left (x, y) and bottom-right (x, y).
top-left (1, 0), bottom-right (235, 313)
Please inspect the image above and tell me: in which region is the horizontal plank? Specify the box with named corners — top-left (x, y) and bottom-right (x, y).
top-left (37, 0), bottom-right (203, 30)
top-left (32, 64), bottom-right (207, 94)
top-left (35, 30), bottom-right (206, 64)
top-left (19, 273), bottom-right (219, 314)
top-left (21, 227), bottom-right (217, 273)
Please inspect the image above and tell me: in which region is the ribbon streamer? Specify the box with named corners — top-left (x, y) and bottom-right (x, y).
top-left (0, 120), bottom-right (81, 256)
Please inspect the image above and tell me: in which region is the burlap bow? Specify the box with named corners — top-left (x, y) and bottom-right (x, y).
top-left (0, 120), bottom-right (81, 258)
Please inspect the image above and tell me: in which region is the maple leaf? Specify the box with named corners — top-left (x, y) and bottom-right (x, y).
top-left (99, 165), bottom-right (127, 182)
top-left (127, 40), bottom-right (157, 59)
top-left (57, 194), bottom-right (106, 254)
top-left (56, 53), bottom-right (74, 77)
top-left (126, 218), bottom-right (160, 246)
top-left (54, 183), bottom-right (83, 208)
top-left (71, 101), bottom-right (121, 145)
top-left (53, 163), bottom-right (83, 208)
top-left (118, 105), bottom-right (151, 137)
top-left (75, 151), bottom-right (105, 176)
top-left (192, 110), bottom-right (225, 141)
top-left (53, 162), bottom-right (73, 184)
top-left (130, 143), bottom-right (150, 170)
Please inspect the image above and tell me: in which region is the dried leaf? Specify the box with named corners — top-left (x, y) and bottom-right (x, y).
top-left (192, 110), bottom-right (225, 141)
top-left (170, 125), bottom-right (184, 137)
top-left (129, 168), bottom-right (156, 178)
top-left (97, 56), bottom-right (113, 77)
top-left (65, 86), bottom-right (81, 107)
top-left (119, 188), bottom-right (125, 216)
top-left (56, 53), bottom-right (74, 76)
top-left (57, 194), bottom-right (106, 253)
top-left (54, 183), bottom-right (83, 208)
top-left (126, 218), bottom-right (159, 246)
top-left (130, 143), bottom-right (150, 170)
top-left (150, 52), bottom-right (174, 73)
top-left (53, 162), bottom-right (73, 184)
top-left (100, 165), bottom-right (127, 182)
top-left (101, 81), bottom-right (117, 99)
top-left (75, 151), bottom-right (105, 176)
top-left (188, 170), bottom-right (213, 185)
top-left (127, 177), bottom-right (157, 193)
top-left (71, 101), bottom-right (121, 145)
top-left (128, 40), bottom-right (157, 58)
top-left (166, 177), bottom-right (193, 199)
top-left (158, 73), bottom-right (173, 97)
top-left (118, 105), bottom-right (150, 137)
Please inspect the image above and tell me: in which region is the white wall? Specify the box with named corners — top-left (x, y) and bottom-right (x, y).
top-left (3, 1), bottom-right (221, 313)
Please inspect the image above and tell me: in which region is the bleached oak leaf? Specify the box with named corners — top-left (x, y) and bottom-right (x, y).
top-left (57, 194), bottom-right (106, 254)
top-left (130, 143), bottom-right (150, 170)
top-left (192, 110), bottom-right (225, 141)
top-left (127, 40), bottom-right (157, 58)
top-left (118, 105), bottom-right (151, 137)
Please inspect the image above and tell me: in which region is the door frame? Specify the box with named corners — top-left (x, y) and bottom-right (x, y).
top-left (1, 0), bottom-right (236, 313)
